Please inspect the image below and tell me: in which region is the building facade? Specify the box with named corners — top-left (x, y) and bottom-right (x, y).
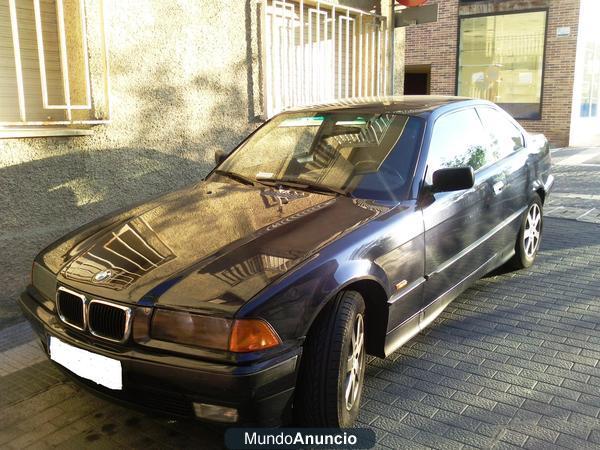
top-left (405, 0), bottom-right (599, 147)
top-left (0, 0), bottom-right (406, 327)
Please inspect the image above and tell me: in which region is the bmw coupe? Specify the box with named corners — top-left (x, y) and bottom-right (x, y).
top-left (19, 96), bottom-right (553, 427)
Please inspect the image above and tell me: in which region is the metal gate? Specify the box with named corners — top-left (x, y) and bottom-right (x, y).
top-left (261, 0), bottom-right (389, 117)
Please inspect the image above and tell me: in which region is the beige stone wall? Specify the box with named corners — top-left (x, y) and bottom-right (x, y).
top-left (0, 0), bottom-right (404, 327)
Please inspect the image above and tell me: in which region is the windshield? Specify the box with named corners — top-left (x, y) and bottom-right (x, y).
top-left (214, 111), bottom-right (424, 201)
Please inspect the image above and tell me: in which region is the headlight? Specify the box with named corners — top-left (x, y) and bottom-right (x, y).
top-left (151, 309), bottom-right (281, 352)
top-left (151, 309), bottom-right (231, 350)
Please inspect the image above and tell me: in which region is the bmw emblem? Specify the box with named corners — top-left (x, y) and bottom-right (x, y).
top-left (93, 270), bottom-right (112, 282)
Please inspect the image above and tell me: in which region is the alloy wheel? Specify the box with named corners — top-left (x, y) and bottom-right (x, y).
top-left (344, 313), bottom-right (365, 411)
top-left (524, 203), bottom-right (542, 258)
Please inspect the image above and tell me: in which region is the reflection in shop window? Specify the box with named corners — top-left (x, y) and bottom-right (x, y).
top-left (580, 39), bottom-right (600, 118)
top-left (457, 11), bottom-right (547, 120)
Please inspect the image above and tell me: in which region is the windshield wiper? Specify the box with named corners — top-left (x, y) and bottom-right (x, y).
top-left (255, 176), bottom-right (348, 196)
top-left (213, 169), bottom-right (256, 187)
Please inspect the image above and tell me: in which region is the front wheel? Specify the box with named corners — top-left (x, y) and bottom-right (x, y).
top-left (508, 194), bottom-right (543, 269)
top-left (293, 290), bottom-right (366, 427)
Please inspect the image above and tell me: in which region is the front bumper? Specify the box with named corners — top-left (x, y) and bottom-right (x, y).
top-left (18, 289), bottom-right (300, 426)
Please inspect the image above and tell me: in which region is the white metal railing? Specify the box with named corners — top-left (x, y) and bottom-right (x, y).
top-left (2, 0), bottom-right (110, 127)
top-left (261, 0), bottom-right (390, 117)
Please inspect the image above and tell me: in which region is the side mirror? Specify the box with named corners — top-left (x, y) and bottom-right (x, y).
top-left (431, 166), bottom-right (474, 193)
top-left (215, 149), bottom-right (228, 166)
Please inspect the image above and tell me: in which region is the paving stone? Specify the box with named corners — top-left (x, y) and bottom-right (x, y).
top-left (371, 415), bottom-right (420, 438)
top-left (499, 429), bottom-right (529, 447)
top-left (556, 432), bottom-right (600, 449)
top-left (550, 396), bottom-right (600, 418)
top-left (537, 416), bottom-right (594, 441)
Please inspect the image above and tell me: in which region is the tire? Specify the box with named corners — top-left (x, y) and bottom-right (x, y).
top-left (507, 194), bottom-right (543, 270)
top-left (293, 290), bottom-right (366, 427)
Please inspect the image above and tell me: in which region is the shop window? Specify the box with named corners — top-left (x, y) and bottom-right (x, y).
top-left (457, 10), bottom-right (547, 120)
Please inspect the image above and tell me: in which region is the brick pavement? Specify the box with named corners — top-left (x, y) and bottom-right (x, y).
top-left (0, 151), bottom-right (599, 449)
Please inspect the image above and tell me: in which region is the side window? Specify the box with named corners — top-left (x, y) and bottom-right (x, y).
top-left (426, 108), bottom-right (490, 184)
top-left (477, 107), bottom-right (525, 162)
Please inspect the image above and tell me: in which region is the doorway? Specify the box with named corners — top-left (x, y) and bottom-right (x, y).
top-left (404, 65), bottom-right (431, 95)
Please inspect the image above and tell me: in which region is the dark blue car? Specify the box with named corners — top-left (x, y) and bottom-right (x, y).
top-left (19, 96), bottom-right (553, 427)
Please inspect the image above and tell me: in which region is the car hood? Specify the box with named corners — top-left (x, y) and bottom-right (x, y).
top-left (44, 179), bottom-right (390, 315)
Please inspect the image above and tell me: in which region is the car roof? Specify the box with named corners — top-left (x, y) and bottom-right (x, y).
top-left (282, 95), bottom-right (488, 117)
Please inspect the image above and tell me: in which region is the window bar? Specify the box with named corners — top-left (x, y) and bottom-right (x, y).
top-left (285, 1), bottom-right (294, 109)
top-left (275, 1), bottom-right (280, 111)
top-left (299, 0), bottom-right (304, 105)
top-left (371, 20), bottom-right (375, 96)
top-left (262, 0), bottom-right (271, 116)
top-left (314, 10), bottom-right (320, 100)
top-left (261, 0), bottom-right (270, 116)
top-left (56, 0), bottom-right (72, 120)
top-left (337, 14), bottom-right (343, 99)
top-left (100, 0), bottom-right (111, 119)
top-left (79, 0), bottom-right (92, 108)
top-left (296, 0), bottom-right (301, 105)
top-left (33, 0), bottom-right (48, 114)
top-left (308, 9), bottom-right (313, 103)
top-left (290, 2), bottom-right (297, 108)
top-left (316, 5), bottom-right (321, 102)
top-left (290, 3), bottom-right (295, 107)
top-left (377, 20), bottom-right (382, 95)
top-left (8, 0), bottom-right (26, 122)
top-left (285, 4), bottom-right (291, 108)
top-left (358, 14), bottom-right (363, 97)
top-left (271, 1), bottom-right (277, 114)
top-left (364, 21), bottom-right (369, 97)
top-left (277, 2), bottom-right (283, 111)
top-left (352, 12), bottom-right (356, 98)
top-left (383, 17), bottom-right (388, 95)
top-left (281, 1), bottom-right (288, 109)
top-left (345, 12), bottom-right (350, 98)
top-left (332, 5), bottom-right (336, 100)
top-left (322, 4), bottom-right (327, 101)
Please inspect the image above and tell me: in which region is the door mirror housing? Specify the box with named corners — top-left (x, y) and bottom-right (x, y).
top-left (215, 149), bottom-right (229, 166)
top-left (431, 166), bottom-right (475, 193)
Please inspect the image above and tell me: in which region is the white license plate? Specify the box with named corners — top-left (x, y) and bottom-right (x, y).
top-left (49, 336), bottom-right (122, 390)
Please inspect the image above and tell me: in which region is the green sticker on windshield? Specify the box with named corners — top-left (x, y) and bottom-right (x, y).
top-left (280, 116), bottom-right (324, 127)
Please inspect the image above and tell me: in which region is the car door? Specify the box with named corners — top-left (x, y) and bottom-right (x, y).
top-left (476, 106), bottom-right (530, 249)
top-left (421, 107), bottom-right (501, 309)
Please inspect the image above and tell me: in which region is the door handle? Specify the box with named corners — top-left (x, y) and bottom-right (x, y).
top-left (493, 180), bottom-right (505, 195)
